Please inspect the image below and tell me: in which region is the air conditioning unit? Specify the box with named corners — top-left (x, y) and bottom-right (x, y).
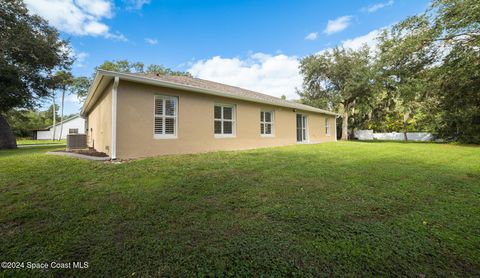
top-left (67, 134), bottom-right (87, 150)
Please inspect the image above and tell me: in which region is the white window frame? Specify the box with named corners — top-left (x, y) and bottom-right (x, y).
top-left (153, 95), bottom-right (178, 139)
top-left (260, 110), bottom-right (275, 137)
top-left (214, 103), bottom-right (236, 138)
top-left (325, 117), bottom-right (331, 136)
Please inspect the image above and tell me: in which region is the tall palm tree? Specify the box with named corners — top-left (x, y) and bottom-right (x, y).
top-left (51, 90), bottom-right (56, 141)
top-left (52, 71), bottom-right (73, 140)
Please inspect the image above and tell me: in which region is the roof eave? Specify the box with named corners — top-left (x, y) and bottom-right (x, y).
top-left (80, 72), bottom-right (105, 117)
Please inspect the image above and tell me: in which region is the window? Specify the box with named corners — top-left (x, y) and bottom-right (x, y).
top-left (68, 128), bottom-right (78, 134)
top-left (154, 95), bottom-right (178, 139)
top-left (325, 117), bottom-right (330, 136)
top-left (214, 104), bottom-right (235, 137)
top-left (260, 110), bottom-right (274, 136)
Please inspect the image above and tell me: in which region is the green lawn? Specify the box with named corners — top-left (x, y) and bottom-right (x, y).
top-left (0, 142), bottom-right (479, 277)
top-left (16, 139), bottom-right (66, 145)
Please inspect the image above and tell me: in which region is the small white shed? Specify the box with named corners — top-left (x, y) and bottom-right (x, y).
top-left (33, 115), bottom-right (86, 140)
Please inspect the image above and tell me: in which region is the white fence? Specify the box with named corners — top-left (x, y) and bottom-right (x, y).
top-left (354, 130), bottom-right (434, 141)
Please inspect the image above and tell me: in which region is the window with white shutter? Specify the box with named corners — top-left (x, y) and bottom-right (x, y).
top-left (260, 110), bottom-right (274, 136)
top-left (154, 95), bottom-right (178, 139)
top-left (214, 104), bottom-right (235, 137)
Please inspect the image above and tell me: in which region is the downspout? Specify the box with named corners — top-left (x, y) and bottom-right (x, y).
top-left (111, 76), bottom-right (119, 160)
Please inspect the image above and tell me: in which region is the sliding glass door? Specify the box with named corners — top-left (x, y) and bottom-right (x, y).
top-left (296, 114), bottom-right (308, 142)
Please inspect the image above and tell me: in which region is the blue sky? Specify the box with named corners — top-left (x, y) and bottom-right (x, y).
top-left (25, 0), bottom-right (430, 115)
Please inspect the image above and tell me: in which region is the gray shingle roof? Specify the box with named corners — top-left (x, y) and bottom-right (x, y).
top-left (128, 72), bottom-right (337, 115)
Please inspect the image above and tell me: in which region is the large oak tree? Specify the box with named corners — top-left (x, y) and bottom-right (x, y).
top-left (0, 0), bottom-right (72, 148)
top-left (377, 0), bottom-right (480, 143)
top-left (299, 47), bottom-right (375, 140)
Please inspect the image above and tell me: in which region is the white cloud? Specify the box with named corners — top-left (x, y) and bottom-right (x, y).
top-left (185, 26), bottom-right (390, 101)
top-left (305, 32), bottom-right (318, 40)
top-left (363, 0), bottom-right (394, 13)
top-left (341, 28), bottom-right (383, 51)
top-left (314, 27), bottom-right (387, 60)
top-left (76, 0), bottom-right (112, 18)
top-left (323, 15), bottom-right (353, 35)
top-left (188, 53), bottom-right (303, 99)
top-left (65, 94), bottom-right (81, 103)
top-left (84, 21), bottom-right (109, 35)
top-left (145, 38), bottom-right (158, 45)
top-left (124, 0), bottom-right (151, 10)
top-left (105, 32), bottom-right (128, 41)
top-left (75, 51), bottom-right (89, 68)
top-left (59, 45), bottom-right (89, 68)
top-left (24, 0), bottom-right (126, 40)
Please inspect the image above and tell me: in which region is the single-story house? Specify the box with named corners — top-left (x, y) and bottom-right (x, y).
top-left (80, 70), bottom-right (338, 159)
top-left (32, 115), bottom-right (85, 140)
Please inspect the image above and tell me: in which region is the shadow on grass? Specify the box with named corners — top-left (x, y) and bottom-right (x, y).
top-left (354, 139), bottom-right (480, 148)
top-left (0, 145), bottom-right (65, 158)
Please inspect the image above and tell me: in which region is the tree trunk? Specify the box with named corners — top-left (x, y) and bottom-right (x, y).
top-left (0, 113), bottom-right (17, 149)
top-left (52, 92), bottom-right (56, 141)
top-left (341, 103), bottom-right (349, 140)
top-left (59, 88), bottom-right (65, 141)
top-left (403, 111), bottom-right (410, 141)
top-left (350, 100), bottom-right (356, 140)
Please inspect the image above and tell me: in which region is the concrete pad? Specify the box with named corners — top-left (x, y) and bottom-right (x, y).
top-left (47, 151), bottom-right (111, 161)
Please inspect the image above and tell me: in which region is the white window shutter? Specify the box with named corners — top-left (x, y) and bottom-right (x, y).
top-left (154, 95), bottom-right (177, 138)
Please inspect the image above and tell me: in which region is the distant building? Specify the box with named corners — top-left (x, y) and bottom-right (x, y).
top-left (32, 115), bottom-right (85, 140)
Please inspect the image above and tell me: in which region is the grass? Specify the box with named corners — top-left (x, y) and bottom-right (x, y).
top-left (16, 139), bottom-right (66, 145)
top-left (0, 142), bottom-right (479, 277)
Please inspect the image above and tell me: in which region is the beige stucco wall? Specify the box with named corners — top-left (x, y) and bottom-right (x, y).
top-left (86, 82), bottom-right (113, 155)
top-left (115, 80), bottom-right (336, 159)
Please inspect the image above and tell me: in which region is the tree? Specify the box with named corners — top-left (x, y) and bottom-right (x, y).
top-left (299, 46), bottom-right (375, 140)
top-left (95, 60), bottom-right (145, 73)
top-left (376, 14), bottom-right (440, 141)
top-left (44, 104), bottom-right (59, 124)
top-left (435, 40), bottom-right (480, 143)
top-left (146, 64), bottom-right (192, 77)
top-left (51, 89), bottom-right (56, 141)
top-left (0, 0), bottom-right (72, 148)
top-left (6, 108), bottom-right (55, 138)
top-left (71, 76), bottom-right (91, 103)
top-left (51, 70), bottom-right (74, 140)
top-left (379, 0), bottom-right (480, 143)
top-left (94, 60), bottom-right (192, 77)
top-left (69, 60), bottom-right (192, 104)
top-left (430, 0), bottom-right (480, 143)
